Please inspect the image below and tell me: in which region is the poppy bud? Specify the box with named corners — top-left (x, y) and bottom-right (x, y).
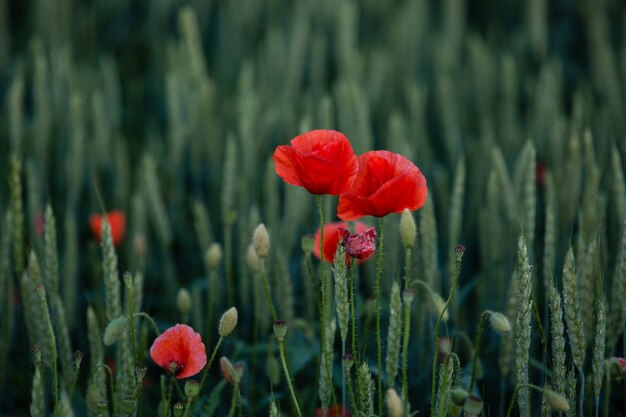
top-left (301, 235), bottom-right (315, 255)
top-left (253, 224), bottom-right (270, 258)
top-left (220, 357), bottom-right (237, 385)
top-left (103, 316), bottom-right (129, 346)
top-left (463, 396), bottom-right (484, 416)
top-left (488, 311), bottom-right (511, 334)
top-left (219, 307), bottom-right (238, 337)
top-left (123, 271), bottom-right (133, 289)
top-left (206, 243), bottom-right (223, 269)
top-left (173, 402), bottom-right (184, 417)
top-left (339, 227), bottom-right (376, 260)
top-left (176, 288), bottom-right (192, 317)
top-left (184, 379), bottom-right (200, 398)
top-left (266, 355), bottom-right (281, 385)
top-left (73, 350), bottom-right (83, 369)
top-left (386, 388), bottom-right (403, 417)
top-left (246, 245), bottom-right (259, 273)
top-left (122, 397), bottom-right (136, 414)
top-left (400, 208), bottom-right (416, 249)
top-left (273, 320), bottom-right (288, 341)
top-left (543, 389), bottom-right (570, 412)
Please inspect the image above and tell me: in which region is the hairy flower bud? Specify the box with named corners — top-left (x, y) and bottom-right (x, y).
top-left (488, 311), bottom-right (511, 334)
top-left (206, 243), bottom-right (223, 269)
top-left (246, 244), bottom-right (259, 273)
top-left (386, 388), bottom-right (403, 417)
top-left (253, 224), bottom-right (270, 258)
top-left (103, 316), bottom-right (129, 346)
top-left (400, 208), bottom-right (416, 248)
top-left (218, 307), bottom-right (238, 337)
top-left (176, 288), bottom-right (192, 317)
top-left (544, 389), bottom-right (570, 412)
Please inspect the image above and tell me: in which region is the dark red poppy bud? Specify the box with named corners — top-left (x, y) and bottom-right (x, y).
top-left (339, 227), bottom-right (376, 260)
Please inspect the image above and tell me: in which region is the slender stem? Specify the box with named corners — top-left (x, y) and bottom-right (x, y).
top-left (346, 372), bottom-right (357, 412)
top-left (579, 367), bottom-right (585, 417)
top-left (166, 375), bottom-right (174, 415)
top-left (604, 363), bottom-right (611, 417)
top-left (189, 336), bottom-right (224, 414)
top-left (69, 365), bottom-right (80, 399)
top-left (225, 221), bottom-right (234, 308)
top-left (227, 384), bottom-right (239, 417)
top-left (505, 384), bottom-right (542, 417)
top-left (341, 340), bottom-right (346, 417)
top-left (127, 283), bottom-right (138, 363)
top-left (260, 258), bottom-right (278, 322)
top-left (90, 364), bottom-right (116, 415)
top-left (317, 195), bottom-right (338, 410)
top-left (430, 251), bottom-right (461, 416)
top-left (278, 339), bottom-right (303, 417)
top-left (135, 312), bottom-right (161, 336)
top-left (349, 262), bottom-right (357, 359)
top-left (401, 247), bottom-right (412, 417)
top-left (469, 312), bottom-right (489, 391)
top-left (173, 376), bottom-right (184, 401)
top-left (181, 398), bottom-right (193, 417)
top-left (375, 216), bottom-right (385, 417)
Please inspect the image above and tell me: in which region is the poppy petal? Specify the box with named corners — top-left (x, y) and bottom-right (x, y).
top-left (273, 145), bottom-right (303, 188)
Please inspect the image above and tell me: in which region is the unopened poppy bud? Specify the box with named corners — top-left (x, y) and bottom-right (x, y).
top-left (273, 320), bottom-right (288, 341)
top-left (301, 235), bottom-right (314, 255)
top-left (219, 307), bottom-right (238, 337)
top-left (184, 379), bottom-right (200, 398)
top-left (220, 357), bottom-right (238, 385)
top-left (207, 243), bottom-right (223, 269)
top-left (400, 209), bottom-right (416, 249)
top-left (430, 292), bottom-right (449, 321)
top-left (266, 355), bottom-right (281, 385)
top-left (339, 227), bottom-right (376, 260)
top-left (103, 316), bottom-right (129, 346)
top-left (123, 271), bottom-right (133, 289)
top-left (463, 396), bottom-right (484, 416)
top-left (386, 388), bottom-right (403, 417)
top-left (133, 234), bottom-right (147, 258)
top-left (488, 311), bottom-right (511, 334)
top-left (402, 288), bottom-right (415, 305)
top-left (122, 397), bottom-right (136, 414)
top-left (253, 224), bottom-right (270, 258)
top-left (32, 344), bottom-right (42, 363)
top-left (134, 363), bottom-right (148, 383)
top-left (173, 402), bottom-right (184, 417)
top-left (95, 400), bottom-right (108, 416)
top-left (450, 387), bottom-right (469, 406)
top-left (544, 389), bottom-right (570, 412)
top-left (342, 354), bottom-right (354, 372)
top-left (246, 245), bottom-right (259, 273)
top-left (73, 350), bottom-right (83, 369)
top-left (176, 288), bottom-right (192, 317)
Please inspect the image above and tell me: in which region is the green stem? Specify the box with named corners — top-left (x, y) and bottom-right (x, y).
top-left (346, 372), bottom-right (357, 413)
top-left (69, 364), bottom-right (80, 399)
top-left (91, 364), bottom-right (116, 415)
top-left (278, 339), bottom-right (303, 417)
top-left (505, 383), bottom-right (549, 417)
top-left (166, 374), bottom-right (174, 415)
top-left (401, 247), bottom-right (412, 417)
top-left (227, 385), bottom-right (240, 417)
top-left (260, 258), bottom-right (278, 322)
top-left (189, 336), bottom-right (224, 414)
top-left (173, 376), bottom-right (184, 401)
top-left (127, 283), bottom-right (137, 363)
top-left (317, 195), bottom-right (338, 410)
top-left (349, 261), bottom-right (357, 359)
top-left (604, 363), bottom-right (611, 417)
top-left (430, 251), bottom-right (461, 417)
top-left (375, 216), bottom-right (385, 417)
top-left (341, 340), bottom-right (346, 417)
top-left (579, 367), bottom-right (585, 417)
top-left (469, 312), bottom-right (489, 392)
top-left (225, 221), bottom-right (234, 308)
top-left (135, 312), bottom-right (161, 336)
top-left (181, 398), bottom-right (193, 417)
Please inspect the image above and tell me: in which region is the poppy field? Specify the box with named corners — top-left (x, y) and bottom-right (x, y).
top-left (1, 0), bottom-right (626, 416)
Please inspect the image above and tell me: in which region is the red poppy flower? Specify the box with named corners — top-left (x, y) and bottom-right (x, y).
top-left (313, 221), bottom-right (369, 264)
top-left (337, 151), bottom-right (427, 220)
top-left (273, 130), bottom-right (359, 195)
top-left (149, 324), bottom-right (207, 379)
top-left (315, 405), bottom-right (351, 417)
top-left (339, 227), bottom-right (376, 260)
top-left (89, 210), bottom-right (126, 246)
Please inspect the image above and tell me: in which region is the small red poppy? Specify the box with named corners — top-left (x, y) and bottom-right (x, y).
top-left (273, 130), bottom-right (359, 195)
top-left (313, 221), bottom-right (369, 264)
top-left (89, 210), bottom-right (126, 246)
top-left (149, 324), bottom-right (207, 379)
top-left (337, 151), bottom-right (427, 220)
top-left (315, 405), bottom-right (351, 417)
top-left (339, 227), bottom-right (376, 260)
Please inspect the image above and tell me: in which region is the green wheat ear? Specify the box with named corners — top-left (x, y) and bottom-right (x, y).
top-left (514, 235), bottom-right (533, 417)
top-left (385, 281), bottom-right (402, 387)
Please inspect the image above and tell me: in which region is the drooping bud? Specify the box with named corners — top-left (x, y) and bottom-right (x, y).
top-left (488, 311), bottom-right (511, 334)
top-left (385, 388), bottom-right (403, 417)
top-left (543, 389), bottom-right (570, 412)
top-left (463, 396), bottom-right (484, 416)
top-left (429, 291), bottom-right (449, 321)
top-left (218, 307), bottom-right (238, 337)
top-left (220, 357), bottom-right (244, 385)
top-left (400, 208), bottom-right (416, 249)
top-left (103, 316), bottom-right (129, 346)
top-left (272, 320), bottom-right (288, 341)
top-left (207, 243), bottom-right (223, 269)
top-left (246, 244), bottom-right (259, 273)
top-left (253, 224), bottom-right (270, 258)
top-left (176, 288), bottom-right (192, 317)
top-left (450, 387), bottom-right (470, 406)
top-left (301, 235), bottom-right (315, 255)
top-left (184, 379), bottom-right (200, 398)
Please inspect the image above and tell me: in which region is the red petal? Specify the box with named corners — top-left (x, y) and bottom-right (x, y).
top-left (273, 145), bottom-right (303, 187)
top-left (149, 324), bottom-right (207, 379)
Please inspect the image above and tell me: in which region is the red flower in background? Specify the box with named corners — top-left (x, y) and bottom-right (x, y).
top-left (337, 151), bottom-right (427, 220)
top-left (89, 210), bottom-right (126, 246)
top-left (339, 226), bottom-right (376, 260)
top-left (273, 130), bottom-right (358, 195)
top-left (313, 221), bottom-right (369, 264)
top-left (150, 324), bottom-right (207, 379)
top-left (315, 405), bottom-right (351, 417)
